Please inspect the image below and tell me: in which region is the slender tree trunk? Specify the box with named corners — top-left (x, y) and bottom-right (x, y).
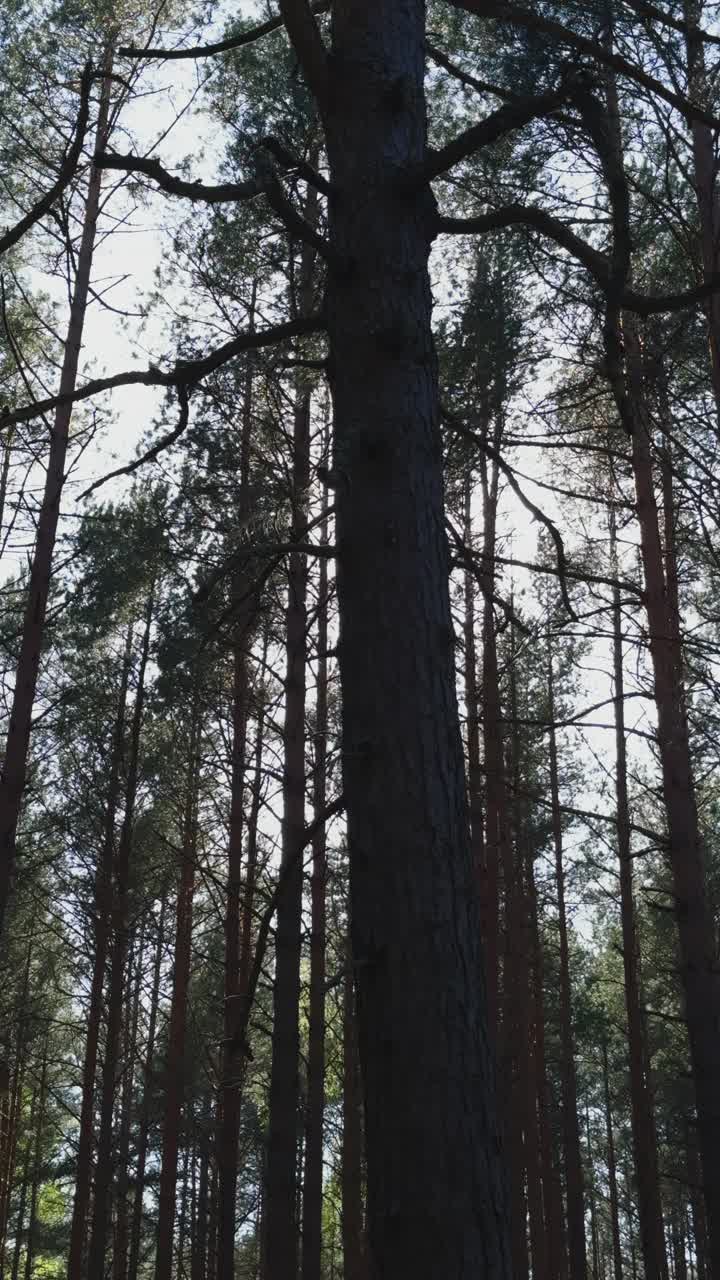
top-left (10, 1080), bottom-right (38, 1280)
top-left (301, 473), bottom-right (330, 1280)
top-left (155, 699), bottom-right (202, 1280)
top-left (479, 450), bottom-right (502, 1038)
top-left (0, 422), bottom-right (15, 549)
top-left (682, 0), bottom-right (720, 426)
top-left (115, 925), bottom-right (143, 1280)
top-left (462, 472), bottom-right (484, 886)
top-left (622, 322), bottom-right (720, 1273)
top-left (0, 44), bottom-right (115, 943)
top-left (86, 586), bottom-right (153, 1280)
top-left (264, 194), bottom-right (317, 1277)
top-left (610, 505), bottom-right (668, 1280)
top-left (217, 294), bottom-right (256, 1280)
top-left (128, 894), bottom-right (167, 1280)
top-left (602, 1042), bottom-right (624, 1280)
top-left (528, 849), bottom-right (567, 1280)
top-left (192, 1124), bottom-right (210, 1280)
top-left (547, 647), bottom-right (587, 1280)
top-left (0, 944), bottom-right (31, 1280)
top-left (22, 1042), bottom-right (48, 1280)
top-left (686, 1122), bottom-right (707, 1280)
top-left (68, 624), bottom-right (133, 1280)
top-left (341, 964), bottom-right (365, 1280)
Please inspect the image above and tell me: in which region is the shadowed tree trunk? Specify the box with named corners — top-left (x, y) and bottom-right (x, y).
top-left (325, 8), bottom-right (511, 1273)
top-left (264, 190), bottom-right (317, 1275)
top-left (86, 586), bottom-right (153, 1280)
top-left (602, 1042), bottom-right (623, 1280)
top-left (23, 1040), bottom-right (48, 1280)
top-left (610, 505), bottom-right (668, 1280)
top-left (547, 644), bottom-right (587, 1280)
top-left (0, 44), bottom-right (115, 944)
top-left (68, 624), bottom-right (133, 1280)
top-left (342, 962), bottom-right (365, 1280)
top-left (155, 698), bottom-right (202, 1280)
top-left (128, 894), bottom-right (167, 1280)
top-left (301, 464), bottom-right (330, 1280)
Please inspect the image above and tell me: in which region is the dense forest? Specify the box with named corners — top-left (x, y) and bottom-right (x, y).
top-left (1, 0), bottom-right (720, 1277)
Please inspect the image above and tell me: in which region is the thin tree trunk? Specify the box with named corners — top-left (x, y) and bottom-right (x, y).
top-left (301, 440), bottom-right (330, 1280)
top-left (115, 924), bottom-right (143, 1280)
top-left (610, 505), bottom-right (668, 1280)
top-left (22, 1041), bottom-right (48, 1280)
top-left (0, 43), bottom-right (115, 943)
top-left (341, 964), bottom-right (365, 1280)
top-left (68, 623), bottom-right (133, 1280)
top-left (128, 894), bottom-right (167, 1280)
top-left (547, 646), bottom-right (587, 1280)
top-left (462, 472), bottom-right (484, 887)
top-left (86, 586), bottom-right (153, 1280)
top-left (686, 1121), bottom-right (707, 1280)
top-left (0, 943), bottom-right (31, 1280)
top-left (602, 1042), bottom-right (624, 1280)
top-left (192, 1123), bottom-right (209, 1280)
top-left (264, 190), bottom-right (317, 1277)
top-left (10, 1080), bottom-right (38, 1280)
top-left (479, 449), bottom-right (502, 1038)
top-left (682, 0), bottom-right (720, 426)
top-left (154, 699), bottom-right (202, 1280)
top-left (217, 291), bottom-right (256, 1280)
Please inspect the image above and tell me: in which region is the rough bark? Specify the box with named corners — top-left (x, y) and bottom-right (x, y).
top-left (0, 45), bottom-right (115, 943)
top-left (325, 6), bottom-right (511, 1274)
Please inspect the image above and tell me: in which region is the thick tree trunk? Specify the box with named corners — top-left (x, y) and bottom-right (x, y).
top-left (301, 482), bottom-right (330, 1280)
top-left (610, 505), bottom-right (668, 1280)
top-left (0, 45), bottom-right (115, 943)
top-left (547, 650), bottom-right (587, 1280)
top-left (325, 7), bottom-right (511, 1274)
top-left (155, 701), bottom-right (202, 1280)
top-left (86, 587), bottom-right (153, 1280)
top-left (341, 964), bottom-right (366, 1280)
top-left (68, 624), bottom-right (133, 1280)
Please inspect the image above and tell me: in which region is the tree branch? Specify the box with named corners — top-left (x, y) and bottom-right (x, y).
top-left (119, 1), bottom-right (330, 61)
top-left (0, 63), bottom-right (93, 257)
top-left (80, 383), bottom-right (190, 499)
top-left (96, 151), bottom-right (261, 201)
top-left (419, 82), bottom-right (573, 185)
top-left (277, 0), bottom-right (330, 109)
top-left (449, 0), bottom-right (720, 130)
top-left (3, 313), bottom-right (325, 428)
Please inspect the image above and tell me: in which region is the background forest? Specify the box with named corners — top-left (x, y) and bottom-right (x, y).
top-left (0, 0), bottom-right (719, 1278)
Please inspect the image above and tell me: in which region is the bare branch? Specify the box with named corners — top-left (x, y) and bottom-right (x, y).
top-left (96, 151), bottom-right (261, 201)
top-left (449, 0), bottom-right (720, 130)
top-left (3, 313), bottom-right (325, 428)
top-left (419, 81), bottom-right (573, 185)
top-left (80, 383), bottom-right (190, 499)
top-left (119, 1), bottom-right (330, 61)
top-left (0, 63), bottom-right (94, 257)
